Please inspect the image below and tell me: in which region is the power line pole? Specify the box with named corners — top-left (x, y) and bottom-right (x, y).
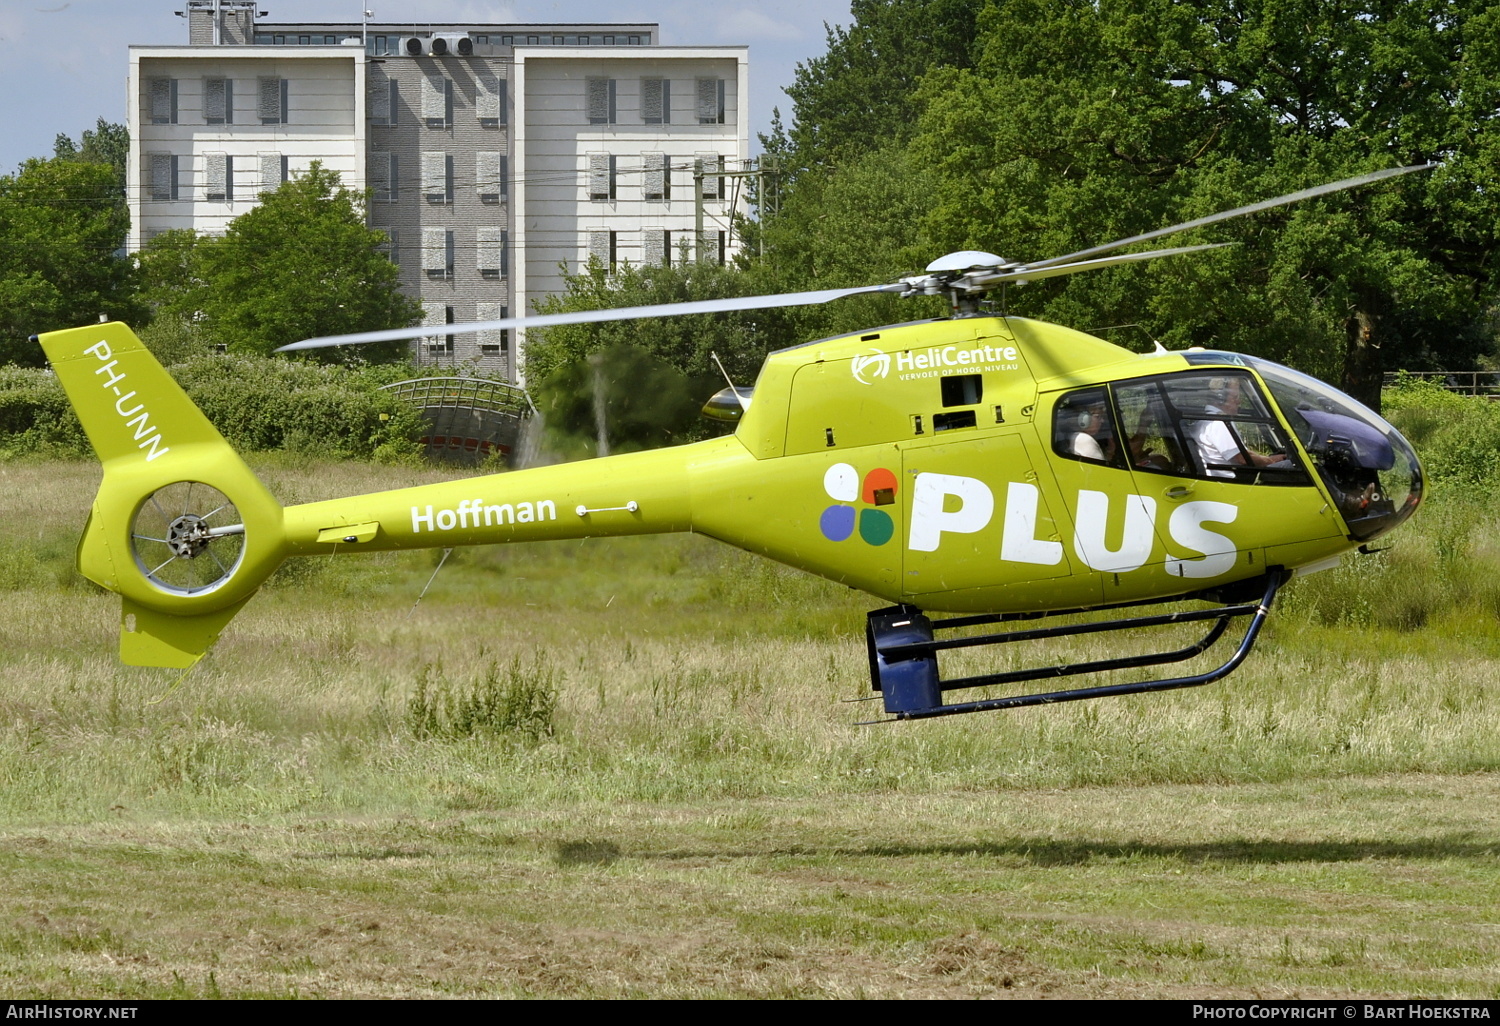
top-left (693, 159), bottom-right (705, 265)
top-left (689, 159), bottom-right (776, 265)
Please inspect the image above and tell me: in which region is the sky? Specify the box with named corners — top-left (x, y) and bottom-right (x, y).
top-left (0, 0), bottom-right (856, 174)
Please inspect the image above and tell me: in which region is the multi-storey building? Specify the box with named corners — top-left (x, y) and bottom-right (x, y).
top-left (128, 1), bottom-right (750, 382)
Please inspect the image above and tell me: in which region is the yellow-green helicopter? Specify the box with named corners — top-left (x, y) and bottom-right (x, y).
top-left (35, 166), bottom-right (1427, 720)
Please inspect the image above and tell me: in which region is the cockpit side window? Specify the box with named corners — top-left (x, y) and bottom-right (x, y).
top-left (1115, 372), bottom-right (1311, 486)
top-left (1052, 388), bottom-right (1125, 468)
top-left (1113, 380), bottom-right (1193, 476)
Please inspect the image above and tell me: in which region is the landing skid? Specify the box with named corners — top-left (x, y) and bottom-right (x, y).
top-left (864, 570), bottom-right (1289, 721)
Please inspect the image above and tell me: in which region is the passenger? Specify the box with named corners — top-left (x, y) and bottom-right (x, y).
top-left (1126, 405), bottom-right (1175, 471)
top-left (1071, 402), bottom-right (1114, 463)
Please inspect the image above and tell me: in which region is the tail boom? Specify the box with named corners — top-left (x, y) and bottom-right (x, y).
top-left (279, 442), bottom-right (714, 555)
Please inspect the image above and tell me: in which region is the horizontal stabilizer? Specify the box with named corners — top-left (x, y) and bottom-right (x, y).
top-left (120, 597), bottom-right (251, 669)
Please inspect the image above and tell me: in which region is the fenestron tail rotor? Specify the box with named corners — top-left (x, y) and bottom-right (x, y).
top-left (130, 482), bottom-right (247, 596)
top-left (277, 163), bottom-right (1435, 353)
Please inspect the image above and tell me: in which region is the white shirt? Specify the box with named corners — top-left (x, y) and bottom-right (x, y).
top-left (1188, 407), bottom-right (1238, 478)
top-left (1072, 431), bottom-right (1105, 462)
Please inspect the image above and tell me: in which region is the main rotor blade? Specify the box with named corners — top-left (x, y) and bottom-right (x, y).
top-left (279, 282), bottom-right (904, 351)
top-left (1026, 163), bottom-right (1435, 271)
top-left (971, 243), bottom-right (1231, 286)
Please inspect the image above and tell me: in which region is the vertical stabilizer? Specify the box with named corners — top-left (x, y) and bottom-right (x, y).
top-left (36, 323), bottom-right (287, 666)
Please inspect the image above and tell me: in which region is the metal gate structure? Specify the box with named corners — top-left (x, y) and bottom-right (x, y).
top-left (379, 377), bottom-right (534, 464)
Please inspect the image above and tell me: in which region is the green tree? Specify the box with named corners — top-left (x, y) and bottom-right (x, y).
top-left (532, 342), bottom-right (705, 457)
top-left (137, 228), bottom-right (208, 321)
top-left (54, 119), bottom-right (130, 195)
top-left (0, 156), bottom-right (141, 364)
top-left (750, 143), bottom-right (946, 342)
top-left (525, 258), bottom-right (779, 452)
top-left (777, 0), bottom-right (991, 168)
top-left (179, 161), bottom-right (418, 361)
top-left (527, 257), bottom-right (769, 385)
top-left (907, 0), bottom-right (1500, 406)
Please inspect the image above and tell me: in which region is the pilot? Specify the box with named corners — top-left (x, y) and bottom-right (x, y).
top-left (1189, 377), bottom-right (1285, 478)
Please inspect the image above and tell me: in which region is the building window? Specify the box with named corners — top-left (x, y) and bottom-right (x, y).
top-left (422, 74), bottom-right (451, 127)
top-left (477, 228), bottom-right (508, 277)
top-left (588, 229), bottom-right (617, 272)
top-left (259, 151), bottom-right (287, 194)
top-left (526, 35), bottom-right (539, 44)
top-left (371, 152), bottom-right (398, 203)
top-left (149, 153), bottom-right (179, 201)
top-left (149, 78), bottom-right (177, 125)
top-left (423, 305), bottom-right (454, 352)
top-left (205, 152), bottom-right (230, 201)
top-left (643, 227), bottom-right (670, 266)
top-left (604, 35), bottom-right (615, 45)
top-left (642, 152), bottom-right (669, 200)
top-left (423, 229), bottom-right (454, 279)
top-left (368, 72), bottom-right (397, 125)
top-left (477, 303), bottom-right (509, 356)
top-left (586, 78), bottom-right (616, 125)
top-left (628, 35), bottom-right (641, 45)
top-left (717, 230), bottom-right (727, 266)
top-left (641, 78), bottom-right (670, 125)
top-left (587, 153), bottom-right (616, 200)
top-left (476, 152), bottom-right (506, 202)
top-left (258, 77), bottom-right (288, 124)
top-left (477, 75), bottom-right (505, 124)
top-left (553, 35), bottom-right (564, 45)
top-left (368, 35), bottom-right (400, 55)
top-left (697, 78), bottom-right (725, 124)
top-left (382, 227), bottom-right (399, 265)
top-left (421, 151), bottom-right (453, 204)
top-left (204, 77), bottom-right (233, 124)
top-left (696, 152), bottom-right (724, 199)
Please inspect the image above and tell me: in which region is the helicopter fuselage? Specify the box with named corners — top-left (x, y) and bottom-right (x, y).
top-left (276, 314), bottom-right (1421, 615)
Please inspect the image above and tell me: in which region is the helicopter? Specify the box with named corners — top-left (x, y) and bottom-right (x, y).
top-left (35, 165), bottom-right (1428, 721)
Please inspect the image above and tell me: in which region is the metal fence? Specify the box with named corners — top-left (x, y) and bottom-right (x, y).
top-left (379, 377), bottom-right (534, 463)
top-left (1383, 370), bottom-right (1500, 399)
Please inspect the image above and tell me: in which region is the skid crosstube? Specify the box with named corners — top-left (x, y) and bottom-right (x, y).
top-left (865, 570), bottom-right (1289, 721)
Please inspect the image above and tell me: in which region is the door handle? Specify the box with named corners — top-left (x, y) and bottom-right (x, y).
top-left (1164, 484), bottom-right (1195, 500)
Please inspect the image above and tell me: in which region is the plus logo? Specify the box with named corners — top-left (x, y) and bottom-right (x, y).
top-left (818, 463), bottom-right (897, 546)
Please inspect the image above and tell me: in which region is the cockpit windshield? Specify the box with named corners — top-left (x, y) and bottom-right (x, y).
top-left (1183, 352), bottom-right (1423, 541)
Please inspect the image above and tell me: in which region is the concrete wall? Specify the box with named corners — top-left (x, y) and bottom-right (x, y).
top-left (130, 48), bottom-right (365, 244)
top-left (513, 47), bottom-right (749, 381)
top-left (365, 52), bottom-right (514, 378)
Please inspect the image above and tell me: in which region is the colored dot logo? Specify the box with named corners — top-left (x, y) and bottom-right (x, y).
top-left (819, 463), bottom-right (897, 546)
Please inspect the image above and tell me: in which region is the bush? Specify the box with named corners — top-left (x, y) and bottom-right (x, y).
top-left (407, 658), bottom-right (560, 742)
top-left (171, 355), bottom-right (423, 458)
top-left (0, 353), bottom-right (425, 461)
top-left (1383, 376), bottom-right (1500, 488)
top-left (0, 365), bottom-right (89, 458)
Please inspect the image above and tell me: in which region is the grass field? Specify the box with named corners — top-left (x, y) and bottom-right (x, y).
top-left (3, 458), bottom-right (1500, 998)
